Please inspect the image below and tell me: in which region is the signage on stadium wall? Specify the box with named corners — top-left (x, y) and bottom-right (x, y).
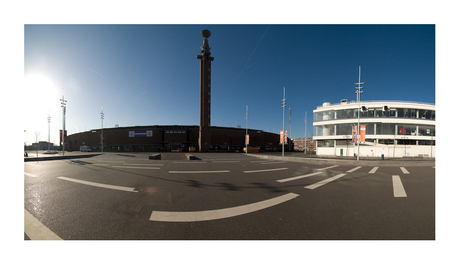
top-left (129, 130), bottom-right (153, 137)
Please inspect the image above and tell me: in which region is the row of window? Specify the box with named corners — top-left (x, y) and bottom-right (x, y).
top-left (165, 130), bottom-right (187, 134)
top-left (315, 108), bottom-right (435, 121)
top-left (316, 123), bottom-right (435, 137)
top-left (317, 139), bottom-right (435, 147)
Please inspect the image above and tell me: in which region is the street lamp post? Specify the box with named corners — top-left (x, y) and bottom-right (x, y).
top-left (304, 111), bottom-right (307, 155)
top-left (60, 90), bottom-right (67, 156)
top-left (47, 113), bottom-right (51, 151)
top-left (281, 87), bottom-right (287, 157)
top-left (354, 66), bottom-right (365, 161)
top-left (245, 105), bottom-right (248, 154)
top-left (101, 106), bottom-right (104, 154)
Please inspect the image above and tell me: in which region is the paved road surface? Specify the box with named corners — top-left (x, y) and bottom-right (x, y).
top-left (24, 153), bottom-right (435, 240)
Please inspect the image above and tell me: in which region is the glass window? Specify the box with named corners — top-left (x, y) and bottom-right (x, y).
top-left (336, 124), bottom-right (352, 136)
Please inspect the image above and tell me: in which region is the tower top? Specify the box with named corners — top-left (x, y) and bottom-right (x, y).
top-left (201, 29), bottom-right (211, 38)
top-left (198, 29), bottom-right (213, 60)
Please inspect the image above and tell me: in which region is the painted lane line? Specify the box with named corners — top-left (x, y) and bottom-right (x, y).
top-left (400, 167), bottom-right (410, 174)
top-left (57, 176), bottom-right (138, 193)
top-left (244, 168), bottom-right (289, 173)
top-left (24, 209), bottom-right (62, 240)
top-left (316, 165), bottom-right (339, 171)
top-left (112, 166), bottom-right (161, 170)
top-left (369, 167), bottom-right (379, 174)
top-left (169, 170), bottom-right (230, 174)
top-left (92, 164), bottom-right (109, 167)
top-left (210, 161), bottom-right (240, 163)
top-left (305, 173), bottom-right (347, 190)
top-left (277, 171), bottom-right (323, 183)
top-left (24, 172), bottom-right (38, 178)
top-left (346, 166), bottom-right (362, 173)
top-left (173, 162), bottom-right (207, 164)
top-left (261, 161), bottom-right (286, 165)
top-left (124, 163), bottom-right (163, 166)
top-left (150, 192), bottom-right (299, 222)
top-left (392, 175), bottom-right (407, 197)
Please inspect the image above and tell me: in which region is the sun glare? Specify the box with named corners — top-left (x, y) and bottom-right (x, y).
top-left (23, 74), bottom-right (60, 139)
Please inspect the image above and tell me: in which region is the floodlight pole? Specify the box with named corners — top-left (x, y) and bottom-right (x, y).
top-left (245, 105), bottom-right (248, 154)
top-left (281, 87), bottom-right (287, 157)
top-left (354, 66), bottom-right (365, 161)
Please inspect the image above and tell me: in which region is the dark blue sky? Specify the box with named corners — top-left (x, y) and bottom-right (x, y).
top-left (24, 24), bottom-right (435, 144)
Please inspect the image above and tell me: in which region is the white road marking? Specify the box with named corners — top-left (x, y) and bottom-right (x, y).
top-left (392, 175), bottom-right (407, 197)
top-left (276, 171), bottom-right (323, 183)
top-left (149, 192), bottom-right (299, 222)
top-left (400, 167), bottom-right (410, 174)
top-left (261, 161), bottom-right (286, 165)
top-left (244, 168), bottom-right (289, 173)
top-left (346, 166), bottom-right (362, 173)
top-left (305, 173), bottom-right (347, 190)
top-left (173, 162), bottom-right (207, 164)
top-left (57, 176), bottom-right (138, 192)
top-left (169, 170), bottom-right (230, 174)
top-left (24, 209), bottom-right (62, 240)
top-left (316, 165), bottom-right (339, 171)
top-left (92, 164), bottom-right (109, 167)
top-left (369, 167), bottom-right (379, 174)
top-left (24, 172), bottom-right (38, 178)
top-left (209, 160), bottom-right (240, 163)
top-left (112, 166), bottom-right (161, 169)
top-left (124, 163), bottom-right (163, 166)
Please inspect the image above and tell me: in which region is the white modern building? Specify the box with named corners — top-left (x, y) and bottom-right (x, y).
top-left (313, 100), bottom-right (435, 158)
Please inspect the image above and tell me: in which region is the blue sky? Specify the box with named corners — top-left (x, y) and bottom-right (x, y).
top-left (23, 24), bottom-right (435, 145)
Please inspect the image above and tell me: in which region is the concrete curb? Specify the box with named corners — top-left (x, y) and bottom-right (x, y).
top-left (24, 153), bottom-right (101, 162)
top-left (246, 154), bottom-right (435, 167)
top-left (148, 154), bottom-right (161, 160)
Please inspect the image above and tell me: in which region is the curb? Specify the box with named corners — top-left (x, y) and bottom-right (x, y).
top-left (246, 154), bottom-right (435, 167)
top-left (24, 153), bottom-right (101, 162)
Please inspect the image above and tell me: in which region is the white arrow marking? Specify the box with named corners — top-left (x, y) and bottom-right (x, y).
top-left (149, 193), bottom-right (299, 222)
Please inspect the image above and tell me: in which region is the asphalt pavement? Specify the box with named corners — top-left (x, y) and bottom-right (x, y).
top-left (24, 152), bottom-right (435, 240)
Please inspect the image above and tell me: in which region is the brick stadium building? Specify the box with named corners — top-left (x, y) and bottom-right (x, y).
top-left (66, 30), bottom-right (285, 153)
top-left (66, 125), bottom-right (282, 153)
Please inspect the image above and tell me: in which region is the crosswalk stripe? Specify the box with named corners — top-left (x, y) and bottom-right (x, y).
top-left (305, 173), bottom-right (347, 190)
top-left (276, 171), bottom-right (323, 183)
top-left (392, 175), bottom-right (407, 197)
top-left (400, 167), bottom-right (410, 174)
top-left (369, 167), bottom-right (379, 174)
top-left (346, 166), bottom-right (362, 173)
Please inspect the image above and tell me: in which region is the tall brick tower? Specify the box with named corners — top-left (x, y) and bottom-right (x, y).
top-left (197, 29), bottom-right (214, 152)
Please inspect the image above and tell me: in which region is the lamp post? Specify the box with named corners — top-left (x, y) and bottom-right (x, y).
top-left (304, 111), bottom-right (307, 155)
top-left (281, 87), bottom-right (287, 157)
top-left (47, 113), bottom-right (51, 151)
top-left (60, 90), bottom-right (67, 156)
top-left (245, 105), bottom-right (248, 154)
top-left (354, 66), bottom-right (365, 161)
top-left (101, 106), bottom-right (104, 154)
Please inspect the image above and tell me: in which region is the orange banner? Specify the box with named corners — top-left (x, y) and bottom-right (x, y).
top-left (360, 125), bottom-right (366, 144)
